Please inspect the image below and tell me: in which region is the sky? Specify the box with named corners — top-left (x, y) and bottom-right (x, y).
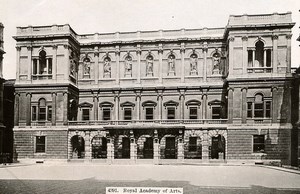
top-left (0, 0), bottom-right (299, 79)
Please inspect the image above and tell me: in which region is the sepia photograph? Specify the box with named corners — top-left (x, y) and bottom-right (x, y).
top-left (0, 0), bottom-right (300, 193)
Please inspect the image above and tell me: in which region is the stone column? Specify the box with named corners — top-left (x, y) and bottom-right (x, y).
top-left (241, 88), bottom-right (247, 124)
top-left (157, 92), bottom-right (163, 120)
top-left (16, 46), bottom-right (21, 80)
top-left (136, 45), bottom-right (141, 84)
top-left (63, 92), bottom-right (68, 125)
top-left (153, 130), bottom-right (160, 164)
top-left (228, 88), bottom-right (234, 123)
top-left (263, 49), bottom-right (267, 67)
top-left (203, 43), bottom-right (208, 81)
top-left (136, 92), bottom-right (141, 120)
top-left (272, 87), bottom-right (278, 123)
top-left (106, 135), bottom-right (114, 164)
top-left (27, 46), bottom-right (32, 81)
top-left (202, 94), bottom-right (207, 119)
top-left (94, 47), bottom-right (99, 84)
top-left (286, 34), bottom-right (292, 73)
top-left (114, 92), bottom-right (120, 120)
top-left (14, 93), bottom-right (20, 126)
top-left (180, 43), bottom-right (185, 83)
top-left (158, 44), bottom-right (163, 84)
top-left (93, 96), bottom-right (98, 120)
top-left (26, 93), bottom-right (31, 126)
top-left (177, 130), bottom-right (184, 162)
top-left (228, 37), bottom-right (234, 76)
top-left (130, 130), bottom-right (137, 163)
top-left (51, 93), bottom-right (56, 125)
top-left (115, 46), bottom-right (120, 85)
top-left (242, 36), bottom-right (248, 74)
top-left (272, 35), bottom-right (278, 73)
top-left (64, 45), bottom-right (70, 80)
top-left (252, 49), bottom-right (255, 67)
top-left (84, 132), bottom-right (91, 161)
top-left (179, 91), bottom-right (185, 120)
top-left (52, 45), bottom-right (57, 79)
top-left (202, 129), bottom-right (209, 161)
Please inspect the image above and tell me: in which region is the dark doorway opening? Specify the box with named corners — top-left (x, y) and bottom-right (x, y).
top-left (165, 137), bottom-right (176, 159)
top-left (71, 135), bottom-right (85, 159)
top-left (211, 135), bottom-right (225, 159)
top-left (92, 136), bottom-right (107, 159)
top-left (122, 137), bottom-right (130, 159)
top-left (143, 137), bottom-right (153, 159)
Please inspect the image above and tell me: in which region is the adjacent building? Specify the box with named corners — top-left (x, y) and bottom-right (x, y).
top-left (12, 12), bottom-right (298, 165)
top-left (0, 23), bottom-right (5, 157)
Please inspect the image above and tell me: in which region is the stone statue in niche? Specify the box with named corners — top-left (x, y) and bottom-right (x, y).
top-left (212, 53), bottom-right (221, 74)
top-left (83, 58), bottom-right (91, 76)
top-left (168, 54), bottom-right (175, 76)
top-left (69, 51), bottom-right (78, 77)
top-left (103, 57), bottom-right (111, 78)
top-left (146, 55), bottom-right (154, 76)
top-left (124, 56), bottom-right (132, 77)
top-left (190, 54), bottom-right (198, 75)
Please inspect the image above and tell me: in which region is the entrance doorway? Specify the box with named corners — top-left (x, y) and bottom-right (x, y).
top-left (165, 137), bottom-right (176, 159)
top-left (143, 137), bottom-right (153, 159)
top-left (211, 135), bottom-right (225, 159)
top-left (71, 135), bottom-right (85, 159)
top-left (122, 137), bottom-right (130, 159)
top-left (91, 136), bottom-right (107, 159)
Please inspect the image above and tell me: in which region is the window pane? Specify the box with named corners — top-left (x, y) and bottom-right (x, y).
top-left (253, 135), bottom-right (265, 153)
top-left (146, 107), bottom-right (153, 120)
top-left (212, 106), bottom-right (221, 119)
top-left (82, 109), bottom-right (90, 121)
top-left (39, 107), bottom-right (46, 120)
top-left (124, 108), bottom-right (132, 120)
top-left (167, 107), bottom-right (175, 119)
top-left (254, 103), bottom-right (263, 118)
top-left (247, 102), bottom-right (252, 118)
top-left (266, 101), bottom-right (271, 118)
top-left (189, 107), bottom-right (197, 119)
top-left (103, 108), bottom-right (111, 120)
top-left (36, 136), bottom-right (46, 153)
top-left (189, 137), bottom-right (197, 152)
top-left (47, 106), bottom-right (52, 121)
top-left (32, 106), bottom-right (37, 121)
top-left (48, 58), bottom-right (52, 74)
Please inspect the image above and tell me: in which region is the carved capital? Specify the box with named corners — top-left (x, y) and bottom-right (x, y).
top-left (63, 44), bottom-right (69, 49)
top-left (286, 34), bottom-right (292, 39)
top-left (272, 35), bottom-right (278, 40)
top-left (16, 46), bottom-right (21, 51)
top-left (27, 46), bottom-right (32, 51)
top-left (52, 45), bottom-right (58, 50)
top-left (241, 87), bottom-right (248, 92)
top-left (242, 36), bottom-right (248, 41)
top-left (228, 36), bottom-right (235, 42)
top-left (158, 49), bottom-right (163, 54)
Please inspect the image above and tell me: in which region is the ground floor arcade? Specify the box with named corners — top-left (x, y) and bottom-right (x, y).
top-left (68, 127), bottom-right (227, 164)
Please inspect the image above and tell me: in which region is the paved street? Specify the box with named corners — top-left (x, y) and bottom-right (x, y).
top-left (0, 164), bottom-right (300, 194)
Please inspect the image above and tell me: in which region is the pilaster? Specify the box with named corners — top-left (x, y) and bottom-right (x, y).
top-left (27, 46), bottom-right (32, 81)
top-left (180, 43), bottom-right (185, 83)
top-left (203, 43), bottom-right (208, 82)
top-left (16, 46), bottom-right (21, 81)
top-left (242, 36), bottom-right (248, 74)
top-left (51, 92), bottom-right (57, 125)
top-left (136, 45), bottom-right (141, 84)
top-left (158, 44), bottom-right (163, 84)
top-left (130, 130), bottom-right (137, 163)
top-left (94, 47), bottom-right (99, 84)
top-left (93, 95), bottom-right (99, 120)
top-left (202, 129), bottom-right (209, 161)
top-left (52, 45), bottom-right (57, 80)
top-left (114, 91), bottom-right (120, 120)
top-left (272, 86), bottom-right (278, 123)
top-left (63, 92), bottom-right (68, 125)
top-left (228, 87), bottom-right (234, 123)
top-left (228, 36), bottom-right (235, 76)
top-left (153, 130), bottom-right (160, 164)
top-left (26, 93), bottom-right (31, 126)
top-left (115, 46), bottom-right (120, 84)
top-left (272, 35), bottom-right (278, 73)
top-left (14, 93), bottom-right (20, 126)
top-left (286, 34), bottom-right (292, 73)
top-left (241, 87), bottom-right (247, 123)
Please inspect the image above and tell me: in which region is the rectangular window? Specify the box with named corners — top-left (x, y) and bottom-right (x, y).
top-left (266, 50), bottom-right (272, 68)
top-left (212, 106), bottom-right (221, 119)
top-left (189, 137), bottom-right (197, 152)
top-left (124, 108), bottom-right (132, 120)
top-left (253, 135), bottom-right (265, 153)
top-left (33, 59), bottom-right (37, 75)
top-left (39, 107), bottom-right (46, 120)
top-left (103, 108), bottom-right (111, 120)
top-left (145, 107), bottom-right (154, 120)
top-left (82, 109), bottom-right (90, 121)
top-left (265, 101), bottom-right (271, 118)
top-left (247, 102), bottom-right (253, 118)
top-left (48, 58), bottom-right (52, 74)
top-left (189, 107), bottom-right (198, 119)
top-left (47, 106), bottom-right (52, 121)
top-left (167, 107), bottom-right (175, 119)
top-left (32, 106), bottom-right (37, 121)
top-left (254, 103), bottom-right (264, 118)
top-left (248, 50), bottom-right (253, 67)
top-left (36, 136), bottom-right (46, 153)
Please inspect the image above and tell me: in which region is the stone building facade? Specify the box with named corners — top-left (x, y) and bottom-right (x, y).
top-left (13, 12), bottom-right (298, 165)
top-left (0, 23), bottom-right (5, 156)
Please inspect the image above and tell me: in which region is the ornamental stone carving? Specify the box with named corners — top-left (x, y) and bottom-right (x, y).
top-left (146, 55), bottom-right (154, 76)
top-left (212, 52), bottom-right (221, 74)
top-left (124, 56), bottom-right (132, 77)
top-left (168, 54), bottom-right (175, 76)
top-left (190, 54), bottom-right (198, 75)
top-left (103, 57), bottom-right (111, 78)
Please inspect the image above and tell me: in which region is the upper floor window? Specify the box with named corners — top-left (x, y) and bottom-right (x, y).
top-left (208, 100), bottom-right (224, 119)
top-left (248, 40), bottom-right (272, 73)
top-left (163, 100), bottom-right (178, 120)
top-left (186, 100), bottom-right (201, 120)
top-left (247, 93), bottom-right (271, 118)
top-left (103, 108), bottom-right (111, 120)
top-left (142, 100), bottom-right (157, 120)
top-left (33, 50), bottom-right (52, 75)
top-left (145, 107), bottom-right (154, 120)
top-left (167, 107), bottom-right (175, 119)
top-left (82, 109), bottom-right (90, 121)
top-left (189, 107), bottom-right (198, 119)
top-left (32, 98), bottom-right (52, 122)
top-left (124, 108), bottom-right (132, 120)
top-left (99, 101), bottom-right (114, 121)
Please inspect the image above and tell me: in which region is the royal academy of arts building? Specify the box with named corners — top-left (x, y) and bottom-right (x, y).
top-left (12, 12), bottom-right (299, 165)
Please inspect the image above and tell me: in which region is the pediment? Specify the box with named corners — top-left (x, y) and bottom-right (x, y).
top-left (163, 100), bottom-right (179, 107)
top-left (78, 102), bottom-right (93, 108)
top-left (208, 99), bottom-right (224, 106)
top-left (120, 101), bottom-right (135, 107)
top-left (142, 100), bottom-right (157, 107)
top-left (185, 99), bottom-right (201, 107)
top-left (99, 101), bottom-right (114, 108)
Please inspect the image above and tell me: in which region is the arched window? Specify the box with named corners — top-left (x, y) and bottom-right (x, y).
top-left (38, 98), bottom-right (46, 120)
top-left (103, 57), bottom-right (111, 78)
top-left (255, 41), bottom-right (264, 67)
top-left (247, 93), bottom-right (271, 118)
top-left (33, 50), bottom-right (52, 76)
top-left (32, 98), bottom-right (52, 122)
